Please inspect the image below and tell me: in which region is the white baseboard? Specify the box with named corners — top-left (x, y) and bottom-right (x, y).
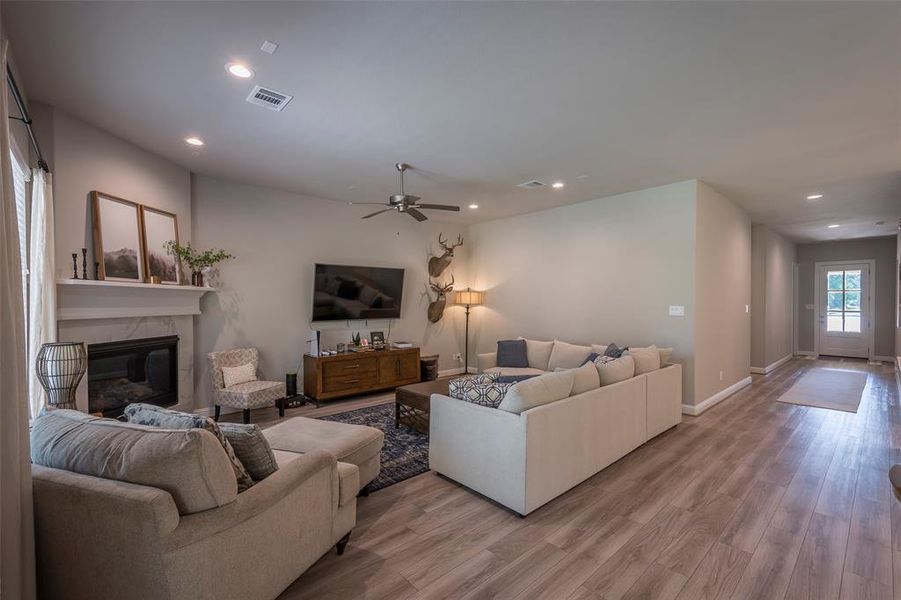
top-left (439, 367), bottom-right (465, 377)
top-left (749, 354), bottom-right (793, 375)
top-left (795, 350), bottom-right (816, 357)
top-left (873, 355), bottom-right (895, 363)
top-left (682, 376), bottom-right (752, 416)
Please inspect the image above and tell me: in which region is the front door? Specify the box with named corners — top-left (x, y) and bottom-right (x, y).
top-left (817, 263), bottom-right (871, 358)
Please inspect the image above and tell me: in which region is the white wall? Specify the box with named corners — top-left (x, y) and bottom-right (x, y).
top-left (694, 182), bottom-right (751, 405)
top-left (467, 180), bottom-right (698, 403)
top-left (191, 174), bottom-right (468, 409)
top-left (796, 236), bottom-right (896, 358)
top-left (750, 224), bottom-right (796, 369)
top-left (36, 104), bottom-right (192, 279)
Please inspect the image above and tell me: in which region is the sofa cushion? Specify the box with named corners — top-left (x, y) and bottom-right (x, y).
top-left (222, 362), bottom-right (257, 388)
top-left (496, 374), bottom-right (540, 384)
top-left (124, 403), bottom-right (255, 492)
top-left (31, 409), bottom-right (238, 515)
top-left (658, 347), bottom-right (674, 365)
top-left (272, 450), bottom-right (358, 507)
top-left (626, 345), bottom-right (661, 374)
top-left (590, 343), bottom-right (611, 355)
top-left (548, 340), bottom-right (593, 371)
top-left (581, 352), bottom-right (600, 366)
top-left (263, 416), bottom-right (384, 471)
top-left (518, 337), bottom-right (555, 371)
top-left (496, 339), bottom-right (529, 368)
top-left (569, 362), bottom-right (602, 395)
top-left (484, 367), bottom-right (547, 378)
top-left (595, 355), bottom-right (635, 386)
top-left (498, 370), bottom-right (575, 414)
top-left (218, 422), bottom-right (279, 482)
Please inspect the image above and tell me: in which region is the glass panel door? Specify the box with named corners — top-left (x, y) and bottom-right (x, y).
top-left (825, 269), bottom-right (862, 333)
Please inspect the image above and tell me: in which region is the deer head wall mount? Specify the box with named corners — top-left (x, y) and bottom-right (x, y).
top-left (427, 274), bottom-right (454, 323)
top-left (428, 233), bottom-right (463, 278)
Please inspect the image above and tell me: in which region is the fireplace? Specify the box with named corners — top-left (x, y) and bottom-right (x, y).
top-left (88, 335), bottom-right (178, 417)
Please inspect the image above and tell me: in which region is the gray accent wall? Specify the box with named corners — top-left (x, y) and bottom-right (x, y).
top-left (796, 236), bottom-right (896, 357)
top-left (750, 225), bottom-right (796, 369)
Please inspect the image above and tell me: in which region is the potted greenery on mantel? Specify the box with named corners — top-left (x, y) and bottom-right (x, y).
top-left (164, 241), bottom-right (234, 287)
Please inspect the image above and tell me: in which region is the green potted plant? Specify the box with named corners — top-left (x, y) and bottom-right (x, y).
top-left (164, 241), bottom-right (234, 287)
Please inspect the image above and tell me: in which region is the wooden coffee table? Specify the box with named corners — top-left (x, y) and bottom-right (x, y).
top-left (395, 378), bottom-right (449, 434)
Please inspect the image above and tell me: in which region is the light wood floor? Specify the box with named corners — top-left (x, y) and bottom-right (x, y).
top-left (276, 358), bottom-right (899, 600)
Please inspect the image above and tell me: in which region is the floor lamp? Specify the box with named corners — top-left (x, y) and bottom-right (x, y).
top-left (455, 288), bottom-right (484, 374)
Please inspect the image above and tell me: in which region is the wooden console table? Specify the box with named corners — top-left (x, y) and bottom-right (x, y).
top-left (303, 347), bottom-right (421, 402)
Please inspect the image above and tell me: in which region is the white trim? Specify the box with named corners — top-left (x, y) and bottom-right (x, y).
top-left (795, 350), bottom-right (816, 356)
top-left (749, 354), bottom-right (793, 375)
top-left (681, 376), bottom-right (752, 416)
top-left (872, 355), bottom-right (895, 363)
top-left (813, 260), bottom-right (875, 360)
top-left (439, 367), bottom-right (465, 377)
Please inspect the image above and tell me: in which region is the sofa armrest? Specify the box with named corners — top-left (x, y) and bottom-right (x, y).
top-left (429, 394), bottom-right (527, 513)
top-left (165, 449), bottom-right (336, 551)
top-left (477, 352), bottom-right (497, 372)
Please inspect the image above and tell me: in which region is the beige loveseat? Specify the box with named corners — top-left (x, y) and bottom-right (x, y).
top-left (433, 339), bottom-right (681, 515)
top-left (30, 410), bottom-right (357, 600)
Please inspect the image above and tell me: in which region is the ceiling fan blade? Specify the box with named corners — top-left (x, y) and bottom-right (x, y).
top-left (406, 207), bottom-right (428, 222)
top-left (414, 204), bottom-right (461, 212)
top-left (350, 201), bottom-right (389, 206)
top-left (362, 209), bottom-right (392, 219)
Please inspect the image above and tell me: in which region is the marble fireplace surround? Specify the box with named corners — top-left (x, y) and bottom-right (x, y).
top-left (56, 280), bottom-right (213, 413)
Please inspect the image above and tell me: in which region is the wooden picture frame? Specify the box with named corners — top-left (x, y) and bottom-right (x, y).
top-left (140, 206), bottom-right (180, 284)
top-left (91, 191), bottom-right (145, 282)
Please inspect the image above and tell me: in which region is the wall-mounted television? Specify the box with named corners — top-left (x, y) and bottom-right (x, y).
top-left (312, 263), bottom-right (405, 321)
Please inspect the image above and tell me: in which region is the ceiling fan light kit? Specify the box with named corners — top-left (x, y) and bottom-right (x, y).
top-left (356, 162), bottom-right (461, 222)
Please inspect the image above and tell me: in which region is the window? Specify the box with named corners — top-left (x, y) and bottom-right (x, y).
top-left (11, 149), bottom-right (29, 310)
top-left (826, 269), bottom-right (861, 333)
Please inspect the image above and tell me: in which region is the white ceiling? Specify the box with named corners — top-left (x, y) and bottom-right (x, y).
top-left (3, 1), bottom-right (900, 241)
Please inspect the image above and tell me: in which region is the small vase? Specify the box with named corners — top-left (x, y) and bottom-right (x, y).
top-left (191, 271), bottom-right (204, 287)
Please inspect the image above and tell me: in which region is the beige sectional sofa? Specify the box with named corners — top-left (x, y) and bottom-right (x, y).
top-left (431, 338), bottom-right (681, 515)
top-left (30, 410), bottom-right (360, 600)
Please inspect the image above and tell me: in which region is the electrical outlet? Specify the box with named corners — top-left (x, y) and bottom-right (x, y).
top-left (453, 353), bottom-right (462, 362)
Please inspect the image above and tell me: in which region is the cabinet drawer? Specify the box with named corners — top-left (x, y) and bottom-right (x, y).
top-left (322, 371), bottom-right (378, 393)
top-left (322, 359), bottom-right (376, 379)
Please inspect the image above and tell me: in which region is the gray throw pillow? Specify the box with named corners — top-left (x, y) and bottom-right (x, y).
top-left (497, 339), bottom-right (528, 368)
top-left (217, 423), bottom-right (279, 482)
top-left (604, 343), bottom-right (626, 358)
top-left (124, 403), bottom-right (255, 492)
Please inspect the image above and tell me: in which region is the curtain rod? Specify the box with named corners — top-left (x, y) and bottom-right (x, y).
top-left (6, 65), bottom-right (49, 173)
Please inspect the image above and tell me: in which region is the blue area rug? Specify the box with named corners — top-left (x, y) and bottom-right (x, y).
top-left (320, 403), bottom-right (429, 492)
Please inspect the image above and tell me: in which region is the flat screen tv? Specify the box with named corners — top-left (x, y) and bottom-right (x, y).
top-left (312, 263), bottom-right (405, 321)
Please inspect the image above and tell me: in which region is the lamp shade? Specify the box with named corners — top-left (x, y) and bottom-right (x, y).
top-left (455, 288), bottom-right (484, 306)
top-left (36, 342), bottom-right (87, 411)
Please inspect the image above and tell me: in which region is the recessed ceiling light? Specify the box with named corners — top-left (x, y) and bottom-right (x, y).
top-left (827, 224), bottom-right (840, 228)
top-left (468, 204), bottom-right (479, 209)
top-left (184, 136), bottom-right (204, 146)
top-left (551, 182), bottom-right (565, 189)
top-left (806, 194), bottom-right (823, 200)
top-left (225, 63), bottom-right (254, 79)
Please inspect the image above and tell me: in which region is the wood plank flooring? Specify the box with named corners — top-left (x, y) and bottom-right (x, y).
top-left (275, 358), bottom-right (899, 600)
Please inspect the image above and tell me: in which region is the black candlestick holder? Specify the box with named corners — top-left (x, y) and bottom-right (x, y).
top-left (94, 262), bottom-right (100, 280)
top-left (71, 253), bottom-right (79, 279)
top-left (81, 248), bottom-right (87, 280)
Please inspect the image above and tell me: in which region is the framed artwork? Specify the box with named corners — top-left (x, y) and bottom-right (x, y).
top-left (91, 191), bottom-right (145, 282)
top-left (140, 206), bottom-right (180, 284)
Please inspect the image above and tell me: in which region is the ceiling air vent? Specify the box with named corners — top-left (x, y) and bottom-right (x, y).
top-left (246, 85), bottom-right (293, 112)
top-left (517, 179), bottom-right (545, 189)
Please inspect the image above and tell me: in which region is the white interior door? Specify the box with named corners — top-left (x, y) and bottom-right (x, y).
top-left (816, 262), bottom-right (872, 358)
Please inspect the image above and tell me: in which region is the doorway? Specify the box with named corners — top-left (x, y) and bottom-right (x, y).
top-left (814, 260), bottom-right (874, 359)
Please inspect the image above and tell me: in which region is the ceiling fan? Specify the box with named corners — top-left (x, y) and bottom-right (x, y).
top-left (352, 162), bottom-right (460, 221)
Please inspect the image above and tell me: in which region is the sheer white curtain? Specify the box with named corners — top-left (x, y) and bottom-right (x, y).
top-left (28, 168), bottom-right (56, 419)
top-left (0, 39), bottom-right (38, 600)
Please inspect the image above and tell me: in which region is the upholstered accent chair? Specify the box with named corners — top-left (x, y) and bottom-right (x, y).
top-left (208, 348), bottom-right (286, 423)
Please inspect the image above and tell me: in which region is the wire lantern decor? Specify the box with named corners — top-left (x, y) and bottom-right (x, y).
top-left (36, 342), bottom-right (87, 410)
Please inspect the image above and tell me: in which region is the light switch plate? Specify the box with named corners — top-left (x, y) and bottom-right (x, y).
top-left (669, 305), bottom-right (685, 317)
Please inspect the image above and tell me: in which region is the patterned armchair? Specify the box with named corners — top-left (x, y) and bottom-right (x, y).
top-left (208, 348), bottom-right (286, 423)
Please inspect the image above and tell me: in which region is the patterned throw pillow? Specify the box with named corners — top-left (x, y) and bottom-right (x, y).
top-left (604, 343), bottom-right (626, 358)
top-left (449, 374), bottom-right (510, 408)
top-left (217, 423), bottom-right (279, 482)
top-left (222, 362), bottom-right (257, 388)
top-left (449, 373), bottom-right (498, 398)
top-left (124, 403), bottom-right (255, 492)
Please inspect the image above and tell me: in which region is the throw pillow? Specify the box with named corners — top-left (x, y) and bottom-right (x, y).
top-left (217, 422), bottom-right (279, 482)
top-left (625, 345), bottom-right (661, 374)
top-left (496, 374), bottom-right (539, 384)
top-left (595, 355), bottom-right (635, 386)
top-left (562, 362), bottom-right (601, 395)
top-left (658, 347), bottom-right (674, 365)
top-left (498, 370), bottom-right (575, 414)
top-left (547, 340), bottom-right (593, 370)
top-left (458, 382), bottom-right (512, 408)
top-left (604, 343), bottom-right (625, 358)
top-left (517, 337), bottom-right (555, 371)
top-left (496, 339), bottom-right (529, 368)
top-left (590, 343), bottom-right (611, 355)
top-left (449, 373), bottom-right (498, 398)
top-left (124, 403), bottom-right (255, 492)
top-left (580, 352), bottom-right (600, 366)
top-left (222, 362), bottom-right (257, 388)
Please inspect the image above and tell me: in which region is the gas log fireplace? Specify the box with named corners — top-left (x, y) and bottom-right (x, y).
top-left (87, 335), bottom-right (178, 417)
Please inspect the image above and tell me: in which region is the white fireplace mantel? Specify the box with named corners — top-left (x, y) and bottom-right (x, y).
top-left (56, 279), bottom-right (215, 321)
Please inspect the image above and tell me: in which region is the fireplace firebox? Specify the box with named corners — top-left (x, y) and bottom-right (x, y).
top-left (87, 335), bottom-right (178, 417)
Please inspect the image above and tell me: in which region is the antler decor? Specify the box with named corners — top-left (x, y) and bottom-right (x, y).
top-left (427, 274), bottom-right (455, 323)
top-left (428, 232), bottom-right (463, 278)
